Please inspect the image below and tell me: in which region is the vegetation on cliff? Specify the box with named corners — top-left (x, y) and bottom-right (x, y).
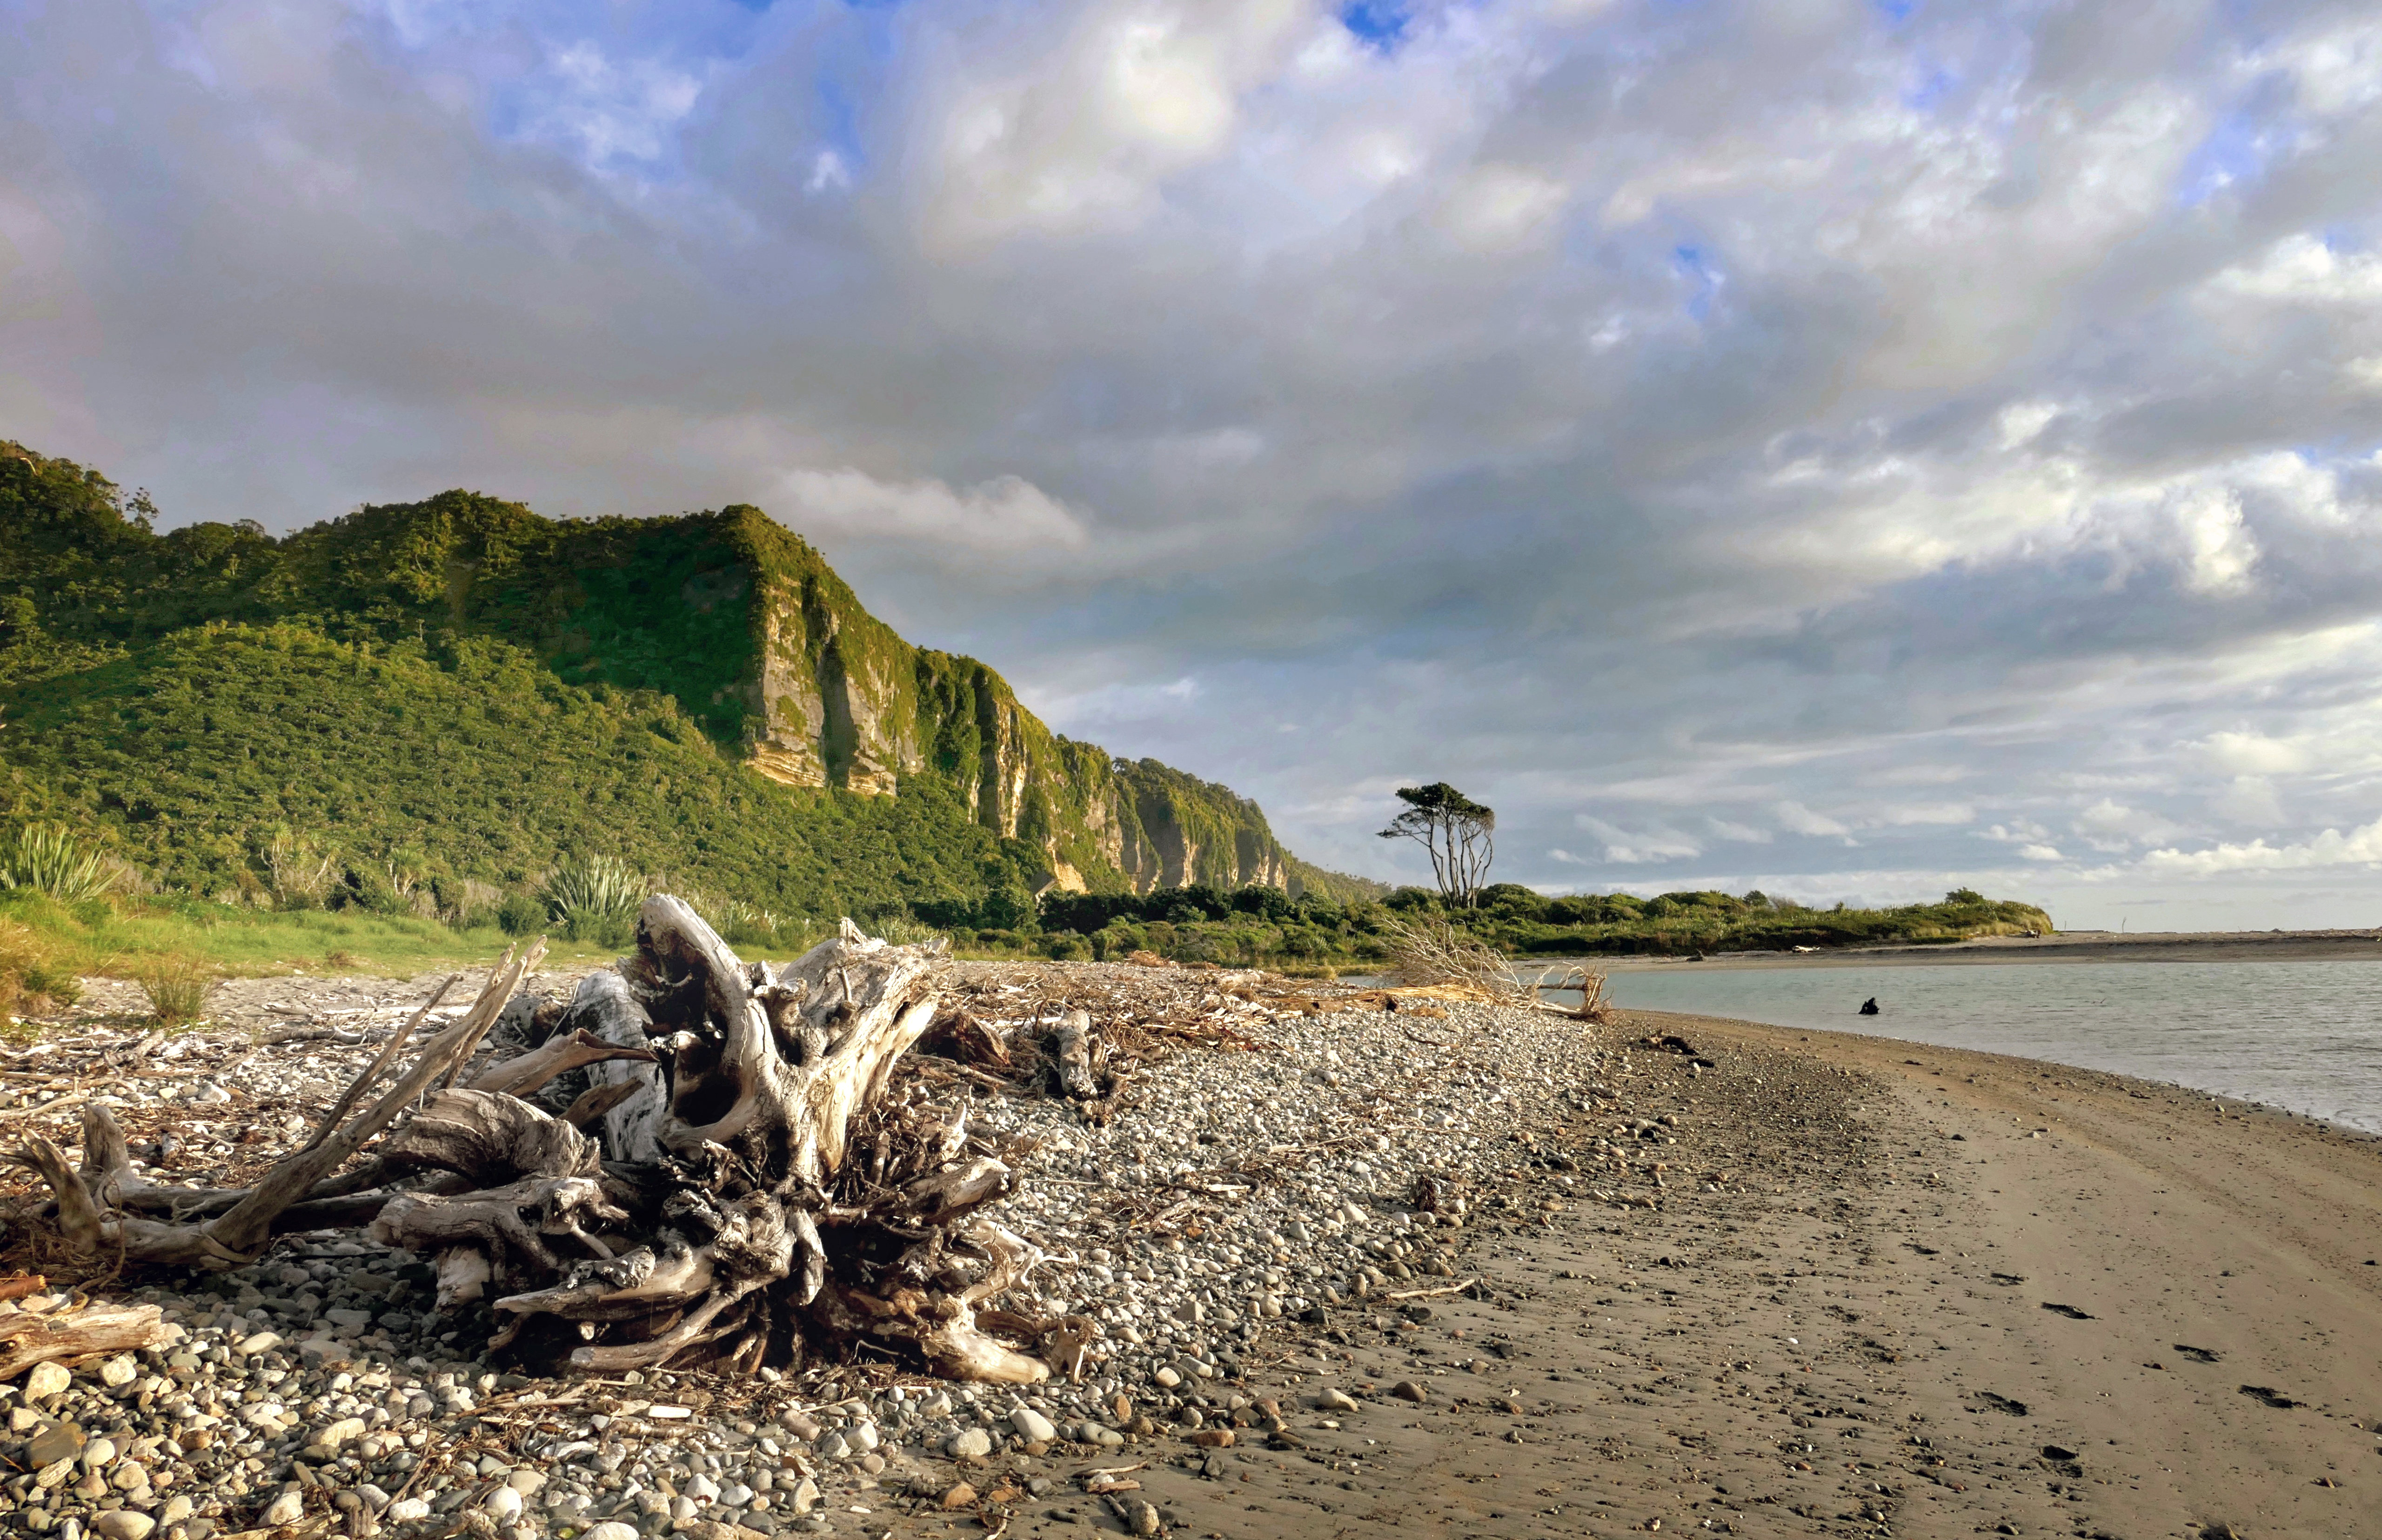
top-left (0, 440), bottom-right (1361, 944)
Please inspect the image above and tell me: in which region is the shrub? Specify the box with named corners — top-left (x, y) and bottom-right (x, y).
top-left (495, 892), bottom-right (548, 936)
top-left (542, 855), bottom-right (647, 941)
top-left (870, 913), bottom-right (947, 947)
top-left (1043, 933), bottom-right (1092, 962)
top-left (266, 832), bottom-right (339, 910)
top-left (130, 953), bottom-right (212, 1027)
top-left (2, 825), bottom-right (130, 902)
top-left (432, 876), bottom-right (504, 929)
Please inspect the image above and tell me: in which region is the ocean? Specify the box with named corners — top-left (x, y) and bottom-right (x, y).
top-left (1545, 957), bottom-right (2382, 1134)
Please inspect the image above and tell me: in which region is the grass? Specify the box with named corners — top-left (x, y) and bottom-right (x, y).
top-left (0, 915), bottom-right (82, 1019)
top-left (0, 888), bottom-right (620, 989)
top-left (129, 953), bottom-right (212, 1027)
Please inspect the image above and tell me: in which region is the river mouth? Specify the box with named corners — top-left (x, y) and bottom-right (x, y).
top-left (1495, 953), bottom-right (2382, 1134)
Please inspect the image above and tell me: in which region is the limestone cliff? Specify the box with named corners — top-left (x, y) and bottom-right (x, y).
top-left (273, 491), bottom-right (1316, 896)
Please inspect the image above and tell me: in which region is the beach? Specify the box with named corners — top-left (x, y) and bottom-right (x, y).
top-left (1139, 1007), bottom-right (2382, 1540)
top-left (4, 970), bottom-right (2378, 1540)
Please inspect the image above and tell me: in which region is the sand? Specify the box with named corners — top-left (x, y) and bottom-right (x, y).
top-left (1069, 1008), bottom-right (2382, 1540)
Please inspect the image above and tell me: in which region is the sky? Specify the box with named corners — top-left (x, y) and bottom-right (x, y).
top-left (5, 0), bottom-right (2382, 930)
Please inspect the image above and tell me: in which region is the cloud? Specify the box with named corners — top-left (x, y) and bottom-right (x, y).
top-left (2143, 817), bottom-right (2382, 876)
top-left (11, 0), bottom-right (2382, 927)
top-left (1776, 802), bottom-right (1851, 838)
top-left (772, 468), bottom-right (1090, 552)
top-left (1576, 816), bottom-right (1702, 865)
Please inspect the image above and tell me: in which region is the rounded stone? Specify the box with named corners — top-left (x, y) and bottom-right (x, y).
top-left (483, 1487), bottom-right (523, 1521)
top-left (89, 1514), bottom-right (154, 1540)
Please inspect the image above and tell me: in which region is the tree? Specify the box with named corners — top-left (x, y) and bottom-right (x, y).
top-left (1377, 782), bottom-right (1496, 908)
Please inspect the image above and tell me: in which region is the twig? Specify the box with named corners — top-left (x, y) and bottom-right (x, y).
top-left (1384, 1279), bottom-right (1478, 1300)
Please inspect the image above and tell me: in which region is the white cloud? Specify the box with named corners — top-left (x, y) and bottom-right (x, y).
top-left (1576, 816), bottom-right (1702, 864)
top-left (1776, 802), bottom-right (1850, 837)
top-left (2209, 776), bottom-right (2284, 827)
top-left (2143, 816), bottom-right (2382, 876)
top-left (2019, 844), bottom-right (2064, 862)
top-left (773, 468), bottom-right (1089, 552)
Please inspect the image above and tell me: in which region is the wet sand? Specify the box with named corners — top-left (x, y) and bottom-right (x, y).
top-left (1061, 1008), bottom-right (2382, 1540)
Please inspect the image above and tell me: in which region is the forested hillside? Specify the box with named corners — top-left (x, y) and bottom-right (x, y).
top-left (0, 440), bottom-right (1378, 927)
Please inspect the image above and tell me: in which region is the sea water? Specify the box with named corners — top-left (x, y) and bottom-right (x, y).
top-left (1558, 958), bottom-right (2382, 1134)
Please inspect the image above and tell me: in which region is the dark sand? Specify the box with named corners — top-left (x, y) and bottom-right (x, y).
top-left (1011, 1009), bottom-right (2382, 1540)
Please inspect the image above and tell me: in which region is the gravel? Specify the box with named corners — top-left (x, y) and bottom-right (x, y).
top-left (0, 959), bottom-right (1691, 1537)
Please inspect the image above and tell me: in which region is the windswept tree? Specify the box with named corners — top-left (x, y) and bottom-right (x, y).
top-left (1378, 782), bottom-right (1496, 907)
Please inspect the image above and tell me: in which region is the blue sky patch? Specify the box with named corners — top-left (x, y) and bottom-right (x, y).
top-left (1340, 0), bottom-right (1410, 50)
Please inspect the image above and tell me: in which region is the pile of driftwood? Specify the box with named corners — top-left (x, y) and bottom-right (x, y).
top-left (8, 899), bottom-right (1069, 1382)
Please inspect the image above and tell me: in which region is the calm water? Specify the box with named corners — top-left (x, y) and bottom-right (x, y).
top-left (1549, 959), bottom-right (2382, 1134)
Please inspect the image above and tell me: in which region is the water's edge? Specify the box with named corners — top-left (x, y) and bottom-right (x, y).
top-left (1512, 955), bottom-right (2382, 1135)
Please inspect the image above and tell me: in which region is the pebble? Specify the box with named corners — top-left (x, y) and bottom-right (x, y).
top-left (27, 1422), bottom-right (85, 1467)
top-left (88, 1514), bottom-right (153, 1540)
top-left (0, 969), bottom-right (1671, 1540)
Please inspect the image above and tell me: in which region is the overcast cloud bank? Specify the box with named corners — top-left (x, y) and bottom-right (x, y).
top-left (5, 0), bottom-right (2382, 927)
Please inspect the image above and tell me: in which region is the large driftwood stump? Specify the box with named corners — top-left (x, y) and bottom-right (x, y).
top-left (10, 902), bottom-right (1055, 1381)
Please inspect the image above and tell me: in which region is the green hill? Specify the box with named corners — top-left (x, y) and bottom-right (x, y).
top-left (0, 440), bottom-right (1378, 927)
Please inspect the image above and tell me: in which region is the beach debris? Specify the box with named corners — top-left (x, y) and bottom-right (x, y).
top-left (7, 902), bottom-right (1059, 1380)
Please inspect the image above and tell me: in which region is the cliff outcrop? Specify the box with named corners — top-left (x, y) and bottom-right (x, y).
top-left (0, 444), bottom-right (1341, 901)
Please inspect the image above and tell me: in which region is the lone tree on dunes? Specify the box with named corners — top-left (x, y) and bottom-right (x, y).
top-left (1378, 781), bottom-right (1496, 907)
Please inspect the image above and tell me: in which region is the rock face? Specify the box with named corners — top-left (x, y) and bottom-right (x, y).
top-left (718, 517), bottom-right (1298, 893)
top-left (0, 442), bottom-right (1367, 901)
top-left (329, 493), bottom-right (1312, 895)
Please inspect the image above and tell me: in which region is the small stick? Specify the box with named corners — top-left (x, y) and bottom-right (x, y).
top-left (1384, 1279), bottom-right (1477, 1300)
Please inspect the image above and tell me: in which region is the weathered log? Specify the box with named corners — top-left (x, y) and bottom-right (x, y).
top-left (0, 1302), bottom-right (167, 1381)
top-left (1049, 1010), bottom-right (1100, 1099)
top-left (471, 1028), bottom-right (657, 1100)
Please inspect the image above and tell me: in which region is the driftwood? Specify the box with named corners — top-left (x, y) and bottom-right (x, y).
top-left (8, 902), bottom-right (1056, 1381)
top-left (0, 1301), bottom-right (167, 1380)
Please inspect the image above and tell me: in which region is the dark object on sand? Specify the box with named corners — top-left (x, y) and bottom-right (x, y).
top-left (1859, 997), bottom-right (1880, 1015)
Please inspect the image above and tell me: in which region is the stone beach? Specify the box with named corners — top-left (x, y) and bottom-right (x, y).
top-left (5, 960), bottom-right (2380, 1538)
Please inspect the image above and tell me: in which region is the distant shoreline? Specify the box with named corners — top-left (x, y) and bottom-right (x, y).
top-left (1574, 926), bottom-right (2382, 971)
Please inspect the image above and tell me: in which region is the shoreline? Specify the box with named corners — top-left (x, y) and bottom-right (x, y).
top-left (1171, 1003), bottom-right (2382, 1538)
top-left (1591, 927), bottom-right (2382, 971)
top-left (4, 968), bottom-right (2376, 1539)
